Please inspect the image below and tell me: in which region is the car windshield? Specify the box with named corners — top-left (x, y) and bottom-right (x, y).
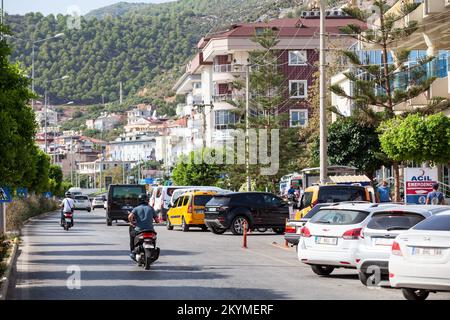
top-left (95, 197), bottom-right (103, 200)
top-left (310, 209), bottom-right (369, 225)
top-left (318, 187), bottom-right (366, 203)
top-left (112, 187), bottom-right (145, 200)
top-left (413, 215), bottom-right (450, 231)
top-left (194, 195), bottom-right (214, 206)
top-left (75, 196), bottom-right (88, 200)
top-left (367, 212), bottom-right (425, 230)
top-left (207, 196), bottom-right (230, 206)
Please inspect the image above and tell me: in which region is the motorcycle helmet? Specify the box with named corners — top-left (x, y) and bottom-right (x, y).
top-left (65, 192), bottom-right (72, 198)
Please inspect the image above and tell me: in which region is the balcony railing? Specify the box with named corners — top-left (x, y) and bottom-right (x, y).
top-left (213, 94), bottom-right (234, 102)
top-left (213, 64), bottom-right (246, 73)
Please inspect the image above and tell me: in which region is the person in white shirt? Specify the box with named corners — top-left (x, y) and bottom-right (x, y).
top-left (60, 192), bottom-right (75, 226)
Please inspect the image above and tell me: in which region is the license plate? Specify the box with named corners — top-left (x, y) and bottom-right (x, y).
top-left (296, 227), bottom-right (302, 234)
top-left (195, 210), bottom-right (204, 214)
top-left (372, 238), bottom-right (394, 246)
top-left (143, 244), bottom-right (154, 249)
top-left (208, 207), bottom-right (217, 212)
top-left (315, 237), bottom-right (338, 245)
top-left (412, 247), bottom-right (442, 256)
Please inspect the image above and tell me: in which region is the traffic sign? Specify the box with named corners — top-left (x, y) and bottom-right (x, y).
top-left (0, 187), bottom-right (12, 203)
top-left (404, 167), bottom-right (438, 204)
top-left (16, 187), bottom-right (28, 198)
top-left (44, 191), bottom-right (52, 199)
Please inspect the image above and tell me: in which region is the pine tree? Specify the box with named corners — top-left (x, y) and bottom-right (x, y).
top-left (329, 0), bottom-right (448, 201)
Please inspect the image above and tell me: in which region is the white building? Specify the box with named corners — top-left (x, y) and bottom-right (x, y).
top-left (85, 112), bottom-right (121, 131)
top-left (35, 108), bottom-right (58, 128)
top-left (127, 104), bottom-right (154, 125)
top-left (107, 133), bottom-right (157, 163)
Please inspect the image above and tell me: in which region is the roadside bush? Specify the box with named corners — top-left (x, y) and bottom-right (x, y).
top-left (5, 195), bottom-right (59, 232)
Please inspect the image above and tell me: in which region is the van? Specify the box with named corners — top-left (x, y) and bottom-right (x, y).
top-left (167, 191), bottom-right (218, 232)
top-left (295, 185), bottom-right (374, 220)
top-left (106, 184), bottom-right (147, 226)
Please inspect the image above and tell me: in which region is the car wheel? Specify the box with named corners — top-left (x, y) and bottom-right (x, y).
top-left (272, 227), bottom-right (285, 235)
top-left (311, 265), bottom-right (335, 276)
top-left (209, 225), bottom-right (227, 234)
top-left (166, 218), bottom-right (174, 230)
top-left (87, 208), bottom-right (91, 213)
top-left (106, 217), bottom-right (112, 226)
top-left (201, 225), bottom-right (208, 232)
top-left (231, 216), bottom-right (249, 235)
top-left (181, 218), bottom-right (189, 232)
top-left (402, 288), bottom-right (430, 301)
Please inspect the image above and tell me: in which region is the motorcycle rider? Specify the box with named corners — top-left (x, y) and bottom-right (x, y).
top-left (60, 192), bottom-right (75, 226)
top-left (128, 193), bottom-right (159, 261)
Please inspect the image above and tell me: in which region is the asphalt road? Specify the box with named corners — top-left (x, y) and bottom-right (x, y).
top-left (8, 208), bottom-right (450, 300)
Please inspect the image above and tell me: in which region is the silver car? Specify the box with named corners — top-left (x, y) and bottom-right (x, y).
top-left (356, 205), bottom-right (450, 286)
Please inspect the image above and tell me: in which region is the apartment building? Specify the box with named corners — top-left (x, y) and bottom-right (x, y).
top-left (86, 112), bottom-right (122, 131)
top-left (174, 15), bottom-right (362, 150)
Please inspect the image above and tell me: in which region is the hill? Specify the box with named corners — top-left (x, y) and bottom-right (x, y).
top-left (5, 0), bottom-right (304, 106)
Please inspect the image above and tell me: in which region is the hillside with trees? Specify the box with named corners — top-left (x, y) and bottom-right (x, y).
top-left (5, 0), bottom-right (308, 107)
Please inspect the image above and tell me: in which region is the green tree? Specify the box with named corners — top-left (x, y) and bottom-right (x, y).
top-left (379, 113), bottom-right (450, 165)
top-left (0, 24), bottom-right (38, 189)
top-left (29, 150), bottom-right (51, 194)
top-left (329, 0), bottom-right (449, 201)
top-left (172, 149), bottom-right (223, 186)
top-left (328, 116), bottom-right (389, 184)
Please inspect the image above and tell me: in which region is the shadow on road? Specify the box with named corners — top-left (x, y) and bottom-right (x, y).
top-left (11, 284), bottom-right (287, 300)
top-left (29, 249), bottom-right (129, 256)
top-left (29, 243), bottom-right (112, 247)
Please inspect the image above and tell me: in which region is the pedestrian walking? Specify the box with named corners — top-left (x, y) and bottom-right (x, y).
top-left (426, 183), bottom-right (445, 205)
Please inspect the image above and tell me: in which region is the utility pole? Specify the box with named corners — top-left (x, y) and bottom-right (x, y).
top-left (319, 0), bottom-right (328, 185)
top-left (44, 89), bottom-right (48, 153)
top-left (119, 81), bottom-right (123, 105)
top-left (245, 64), bottom-right (251, 192)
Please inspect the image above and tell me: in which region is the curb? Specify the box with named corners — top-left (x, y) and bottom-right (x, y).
top-left (22, 210), bottom-right (59, 227)
top-left (0, 238), bottom-right (19, 300)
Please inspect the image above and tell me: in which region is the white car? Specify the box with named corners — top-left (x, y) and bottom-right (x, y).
top-left (389, 210), bottom-right (450, 300)
top-left (73, 195), bottom-right (91, 212)
top-left (356, 205), bottom-right (450, 286)
top-left (298, 203), bottom-right (397, 276)
top-left (92, 196), bottom-right (105, 209)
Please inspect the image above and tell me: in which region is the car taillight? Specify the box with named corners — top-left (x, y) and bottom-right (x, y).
top-left (392, 241), bottom-right (403, 256)
top-left (285, 225), bottom-right (296, 233)
top-left (300, 226), bottom-right (311, 238)
top-left (218, 206), bottom-right (228, 211)
top-left (188, 204), bottom-right (193, 213)
top-left (342, 228), bottom-right (362, 240)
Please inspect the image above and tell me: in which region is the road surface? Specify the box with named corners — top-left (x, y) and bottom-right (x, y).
top-left (8, 208), bottom-right (450, 300)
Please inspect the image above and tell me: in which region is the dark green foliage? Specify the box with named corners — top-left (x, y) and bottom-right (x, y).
top-left (6, 0), bottom-right (297, 106)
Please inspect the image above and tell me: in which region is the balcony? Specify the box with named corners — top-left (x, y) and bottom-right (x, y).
top-left (212, 94), bottom-right (234, 103)
top-left (213, 64), bottom-right (246, 83)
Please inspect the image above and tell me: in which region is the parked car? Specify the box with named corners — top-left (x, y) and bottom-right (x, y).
top-left (356, 205), bottom-right (450, 286)
top-left (297, 203), bottom-right (398, 276)
top-left (149, 186), bottom-right (162, 209)
top-left (389, 210), bottom-right (450, 300)
top-left (92, 196), bottom-right (105, 209)
top-left (204, 192), bottom-right (289, 235)
top-left (167, 191), bottom-right (218, 232)
top-left (73, 195), bottom-right (91, 212)
top-left (285, 203), bottom-right (334, 246)
top-left (106, 184), bottom-right (147, 226)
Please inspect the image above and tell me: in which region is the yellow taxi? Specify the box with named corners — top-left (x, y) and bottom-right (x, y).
top-left (294, 185), bottom-right (375, 220)
top-left (166, 191), bottom-right (217, 232)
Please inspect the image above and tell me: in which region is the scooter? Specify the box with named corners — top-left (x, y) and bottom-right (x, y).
top-left (132, 230), bottom-right (160, 270)
top-left (62, 212), bottom-right (74, 231)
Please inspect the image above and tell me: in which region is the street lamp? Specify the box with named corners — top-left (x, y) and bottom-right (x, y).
top-left (7, 32), bottom-right (65, 108)
top-left (308, 0), bottom-right (328, 184)
top-left (53, 100), bottom-right (74, 164)
top-left (43, 75), bottom-right (70, 154)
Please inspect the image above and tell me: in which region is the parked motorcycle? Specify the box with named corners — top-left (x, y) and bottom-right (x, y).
top-left (62, 212), bottom-right (74, 231)
top-left (132, 230), bottom-right (160, 270)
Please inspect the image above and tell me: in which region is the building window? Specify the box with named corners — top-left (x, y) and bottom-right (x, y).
top-left (290, 109), bottom-right (308, 127)
top-left (289, 80), bottom-right (308, 98)
top-left (289, 50), bottom-right (308, 66)
top-left (215, 110), bottom-right (237, 130)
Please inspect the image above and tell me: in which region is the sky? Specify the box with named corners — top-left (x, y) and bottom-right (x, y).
top-left (3, 0), bottom-right (174, 16)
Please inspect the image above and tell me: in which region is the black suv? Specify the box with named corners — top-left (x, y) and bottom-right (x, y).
top-left (204, 192), bottom-right (289, 235)
top-left (106, 184), bottom-right (147, 226)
